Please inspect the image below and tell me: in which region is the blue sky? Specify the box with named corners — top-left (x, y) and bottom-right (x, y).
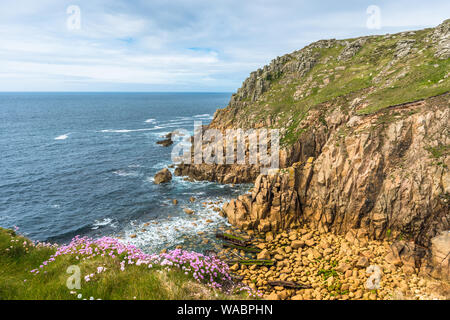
top-left (0, 0), bottom-right (448, 92)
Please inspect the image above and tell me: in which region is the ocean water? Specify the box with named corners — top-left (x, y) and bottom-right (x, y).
top-left (0, 92), bottom-right (248, 253)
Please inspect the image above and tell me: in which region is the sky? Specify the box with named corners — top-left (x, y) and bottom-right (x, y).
top-left (0, 0), bottom-right (448, 92)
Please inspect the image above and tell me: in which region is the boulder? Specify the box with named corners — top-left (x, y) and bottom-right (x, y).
top-left (291, 240), bottom-right (305, 249)
top-left (266, 292), bottom-right (280, 300)
top-left (430, 231), bottom-right (450, 279)
top-left (156, 132), bottom-right (173, 147)
top-left (257, 249), bottom-right (271, 260)
top-left (356, 256), bottom-right (369, 268)
top-left (154, 168), bottom-right (172, 184)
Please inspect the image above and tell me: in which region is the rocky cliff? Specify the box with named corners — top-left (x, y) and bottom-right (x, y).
top-left (222, 94), bottom-right (449, 254)
top-left (175, 20), bottom-right (450, 275)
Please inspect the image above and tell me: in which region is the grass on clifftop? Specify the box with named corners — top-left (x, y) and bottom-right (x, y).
top-left (221, 24), bottom-right (450, 146)
top-left (0, 228), bottom-right (251, 300)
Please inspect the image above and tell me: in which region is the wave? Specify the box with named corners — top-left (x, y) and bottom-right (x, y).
top-left (162, 121), bottom-right (190, 126)
top-left (99, 127), bottom-right (162, 133)
top-left (120, 197), bottom-right (231, 253)
top-left (55, 133), bottom-right (70, 140)
top-left (128, 164), bottom-right (142, 168)
top-left (193, 114), bottom-right (211, 118)
top-left (145, 118), bottom-right (156, 123)
top-left (91, 217), bottom-right (117, 230)
top-left (168, 119), bottom-right (191, 123)
top-left (113, 170), bottom-right (139, 177)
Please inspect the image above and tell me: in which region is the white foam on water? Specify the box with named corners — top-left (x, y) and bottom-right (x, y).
top-left (168, 119), bottom-right (191, 123)
top-left (145, 118), bottom-right (156, 123)
top-left (159, 121), bottom-right (188, 127)
top-left (113, 170), bottom-right (139, 177)
top-left (120, 197), bottom-right (231, 252)
top-left (128, 164), bottom-right (141, 168)
top-left (91, 217), bottom-right (117, 230)
top-left (99, 127), bottom-right (162, 133)
top-left (193, 114), bottom-right (211, 118)
top-left (55, 133), bottom-right (70, 140)
top-left (153, 124), bottom-right (180, 129)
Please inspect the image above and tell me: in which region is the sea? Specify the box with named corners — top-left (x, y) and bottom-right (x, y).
top-left (0, 92), bottom-right (249, 253)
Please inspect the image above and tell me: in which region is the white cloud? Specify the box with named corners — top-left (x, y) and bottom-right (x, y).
top-left (0, 0), bottom-right (448, 91)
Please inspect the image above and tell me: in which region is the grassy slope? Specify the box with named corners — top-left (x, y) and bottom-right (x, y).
top-left (222, 24), bottom-right (450, 146)
top-left (0, 228), bottom-right (247, 300)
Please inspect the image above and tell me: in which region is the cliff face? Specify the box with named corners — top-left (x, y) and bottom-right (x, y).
top-left (303, 95), bottom-right (449, 243)
top-left (176, 20), bottom-right (449, 182)
top-left (223, 94), bottom-right (449, 245)
top-left (175, 21), bottom-right (450, 270)
top-left (210, 20), bottom-right (449, 137)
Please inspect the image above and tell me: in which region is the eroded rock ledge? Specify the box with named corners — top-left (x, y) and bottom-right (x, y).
top-left (174, 163), bottom-right (260, 184)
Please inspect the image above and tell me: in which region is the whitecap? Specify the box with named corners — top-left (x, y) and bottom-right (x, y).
top-left (55, 133), bottom-right (70, 140)
top-left (91, 217), bottom-right (115, 230)
top-left (128, 164), bottom-right (141, 168)
top-left (145, 118), bottom-right (156, 123)
top-left (100, 128), bottom-right (160, 133)
top-left (193, 114), bottom-right (211, 118)
top-left (113, 170), bottom-right (139, 177)
top-left (168, 119), bottom-right (191, 123)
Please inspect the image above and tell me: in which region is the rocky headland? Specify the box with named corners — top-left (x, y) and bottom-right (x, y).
top-left (173, 20), bottom-right (450, 299)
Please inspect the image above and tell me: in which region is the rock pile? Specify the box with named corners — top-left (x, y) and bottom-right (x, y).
top-left (220, 228), bottom-right (449, 300)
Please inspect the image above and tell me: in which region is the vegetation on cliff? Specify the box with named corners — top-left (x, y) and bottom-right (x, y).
top-left (0, 228), bottom-right (254, 300)
top-left (210, 20), bottom-right (449, 146)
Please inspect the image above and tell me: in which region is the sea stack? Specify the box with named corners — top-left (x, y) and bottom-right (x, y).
top-left (154, 168), bottom-right (172, 184)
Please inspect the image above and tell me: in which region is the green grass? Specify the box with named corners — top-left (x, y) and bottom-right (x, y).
top-left (218, 23), bottom-right (450, 146)
top-left (425, 144), bottom-right (450, 159)
top-left (0, 228), bottom-right (248, 300)
top-left (317, 268), bottom-right (339, 280)
top-left (359, 57), bottom-right (450, 114)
